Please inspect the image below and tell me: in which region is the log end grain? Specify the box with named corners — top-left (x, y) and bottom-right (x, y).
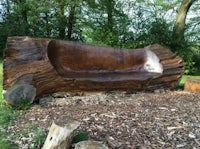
top-left (184, 78), bottom-right (200, 93)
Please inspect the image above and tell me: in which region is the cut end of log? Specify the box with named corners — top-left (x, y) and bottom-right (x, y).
top-left (42, 119), bottom-right (80, 149)
top-left (184, 78), bottom-right (200, 93)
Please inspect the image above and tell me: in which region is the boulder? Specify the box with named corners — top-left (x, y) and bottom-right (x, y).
top-left (4, 84), bottom-right (36, 106)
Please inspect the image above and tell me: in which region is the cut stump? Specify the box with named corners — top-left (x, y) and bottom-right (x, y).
top-left (184, 78), bottom-right (200, 93)
top-left (42, 119), bottom-right (80, 149)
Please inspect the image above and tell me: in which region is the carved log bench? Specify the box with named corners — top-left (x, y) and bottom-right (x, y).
top-left (47, 40), bottom-right (163, 81)
top-left (3, 36), bottom-right (184, 96)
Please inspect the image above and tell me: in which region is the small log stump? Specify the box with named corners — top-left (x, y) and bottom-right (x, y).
top-left (42, 119), bottom-right (80, 149)
top-left (184, 78), bottom-right (200, 93)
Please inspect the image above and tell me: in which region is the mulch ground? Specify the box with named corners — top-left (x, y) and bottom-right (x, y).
top-left (6, 91), bottom-right (200, 149)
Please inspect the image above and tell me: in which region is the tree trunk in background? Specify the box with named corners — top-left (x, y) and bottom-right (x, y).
top-left (6, 0), bottom-right (10, 14)
top-left (172, 0), bottom-right (197, 50)
top-left (44, 12), bottom-right (51, 37)
top-left (15, 0), bottom-right (29, 35)
top-left (107, 0), bottom-right (114, 33)
top-left (106, 0), bottom-right (115, 46)
top-left (67, 5), bottom-right (76, 40)
top-left (58, 0), bottom-right (66, 39)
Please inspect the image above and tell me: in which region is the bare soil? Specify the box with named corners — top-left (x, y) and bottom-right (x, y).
top-left (7, 91), bottom-right (200, 149)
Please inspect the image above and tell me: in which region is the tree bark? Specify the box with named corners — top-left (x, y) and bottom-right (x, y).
top-left (67, 5), bottom-right (76, 40)
top-left (58, 0), bottom-right (66, 39)
top-left (14, 0), bottom-right (30, 35)
top-left (107, 0), bottom-right (114, 33)
top-left (172, 0), bottom-right (197, 49)
top-left (6, 0), bottom-right (10, 14)
top-left (3, 37), bottom-right (184, 97)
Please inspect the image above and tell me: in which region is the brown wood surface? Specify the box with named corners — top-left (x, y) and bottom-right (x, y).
top-left (184, 78), bottom-right (200, 93)
top-left (3, 36), bottom-right (184, 97)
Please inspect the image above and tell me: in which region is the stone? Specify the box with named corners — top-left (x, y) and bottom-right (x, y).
top-left (154, 88), bottom-right (165, 93)
top-left (4, 84), bottom-right (36, 106)
top-left (75, 140), bottom-right (108, 149)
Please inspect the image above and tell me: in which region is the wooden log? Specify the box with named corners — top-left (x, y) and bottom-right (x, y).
top-left (184, 78), bottom-right (200, 93)
top-left (42, 119), bottom-right (80, 149)
top-left (3, 37), bottom-right (184, 97)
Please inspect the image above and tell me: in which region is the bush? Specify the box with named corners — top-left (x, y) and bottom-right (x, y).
top-left (176, 44), bottom-right (199, 75)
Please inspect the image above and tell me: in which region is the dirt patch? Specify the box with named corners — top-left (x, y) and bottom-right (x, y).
top-left (7, 91), bottom-right (200, 149)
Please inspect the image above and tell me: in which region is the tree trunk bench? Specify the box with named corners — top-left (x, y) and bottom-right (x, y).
top-left (3, 36), bottom-right (184, 97)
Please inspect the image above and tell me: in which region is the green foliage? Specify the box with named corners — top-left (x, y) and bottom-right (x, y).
top-left (72, 131), bottom-right (89, 144)
top-left (0, 134), bottom-right (15, 149)
top-left (28, 125), bottom-right (46, 149)
top-left (0, 101), bottom-right (22, 129)
top-left (0, 59), bottom-right (22, 148)
top-left (126, 18), bottom-right (173, 48)
top-left (176, 43), bottom-right (199, 75)
top-left (16, 98), bottom-right (32, 110)
top-left (0, 103), bottom-right (21, 148)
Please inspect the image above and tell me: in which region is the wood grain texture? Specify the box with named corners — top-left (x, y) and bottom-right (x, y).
top-left (3, 37), bottom-right (184, 97)
top-left (184, 78), bottom-right (200, 93)
top-left (47, 40), bottom-right (163, 81)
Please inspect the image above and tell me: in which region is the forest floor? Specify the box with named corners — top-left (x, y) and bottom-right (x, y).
top-left (6, 90), bottom-right (200, 149)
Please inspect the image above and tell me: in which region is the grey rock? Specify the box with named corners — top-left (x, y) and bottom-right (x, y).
top-left (4, 84), bottom-right (36, 106)
top-left (154, 88), bottom-right (165, 93)
top-left (75, 140), bottom-right (108, 149)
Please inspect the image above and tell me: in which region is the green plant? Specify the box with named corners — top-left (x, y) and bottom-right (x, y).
top-left (0, 102), bottom-right (21, 148)
top-left (16, 98), bottom-right (32, 110)
top-left (72, 131), bottom-right (89, 144)
top-left (31, 128), bottom-right (46, 148)
top-left (25, 125), bottom-right (47, 149)
top-left (0, 134), bottom-right (16, 149)
top-left (0, 103), bottom-right (20, 129)
top-left (177, 48), bottom-right (198, 75)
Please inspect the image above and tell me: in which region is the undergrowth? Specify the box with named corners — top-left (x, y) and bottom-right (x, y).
top-left (0, 60), bottom-right (19, 148)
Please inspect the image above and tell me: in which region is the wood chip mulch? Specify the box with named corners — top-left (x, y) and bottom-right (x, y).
top-left (6, 91), bottom-right (200, 149)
